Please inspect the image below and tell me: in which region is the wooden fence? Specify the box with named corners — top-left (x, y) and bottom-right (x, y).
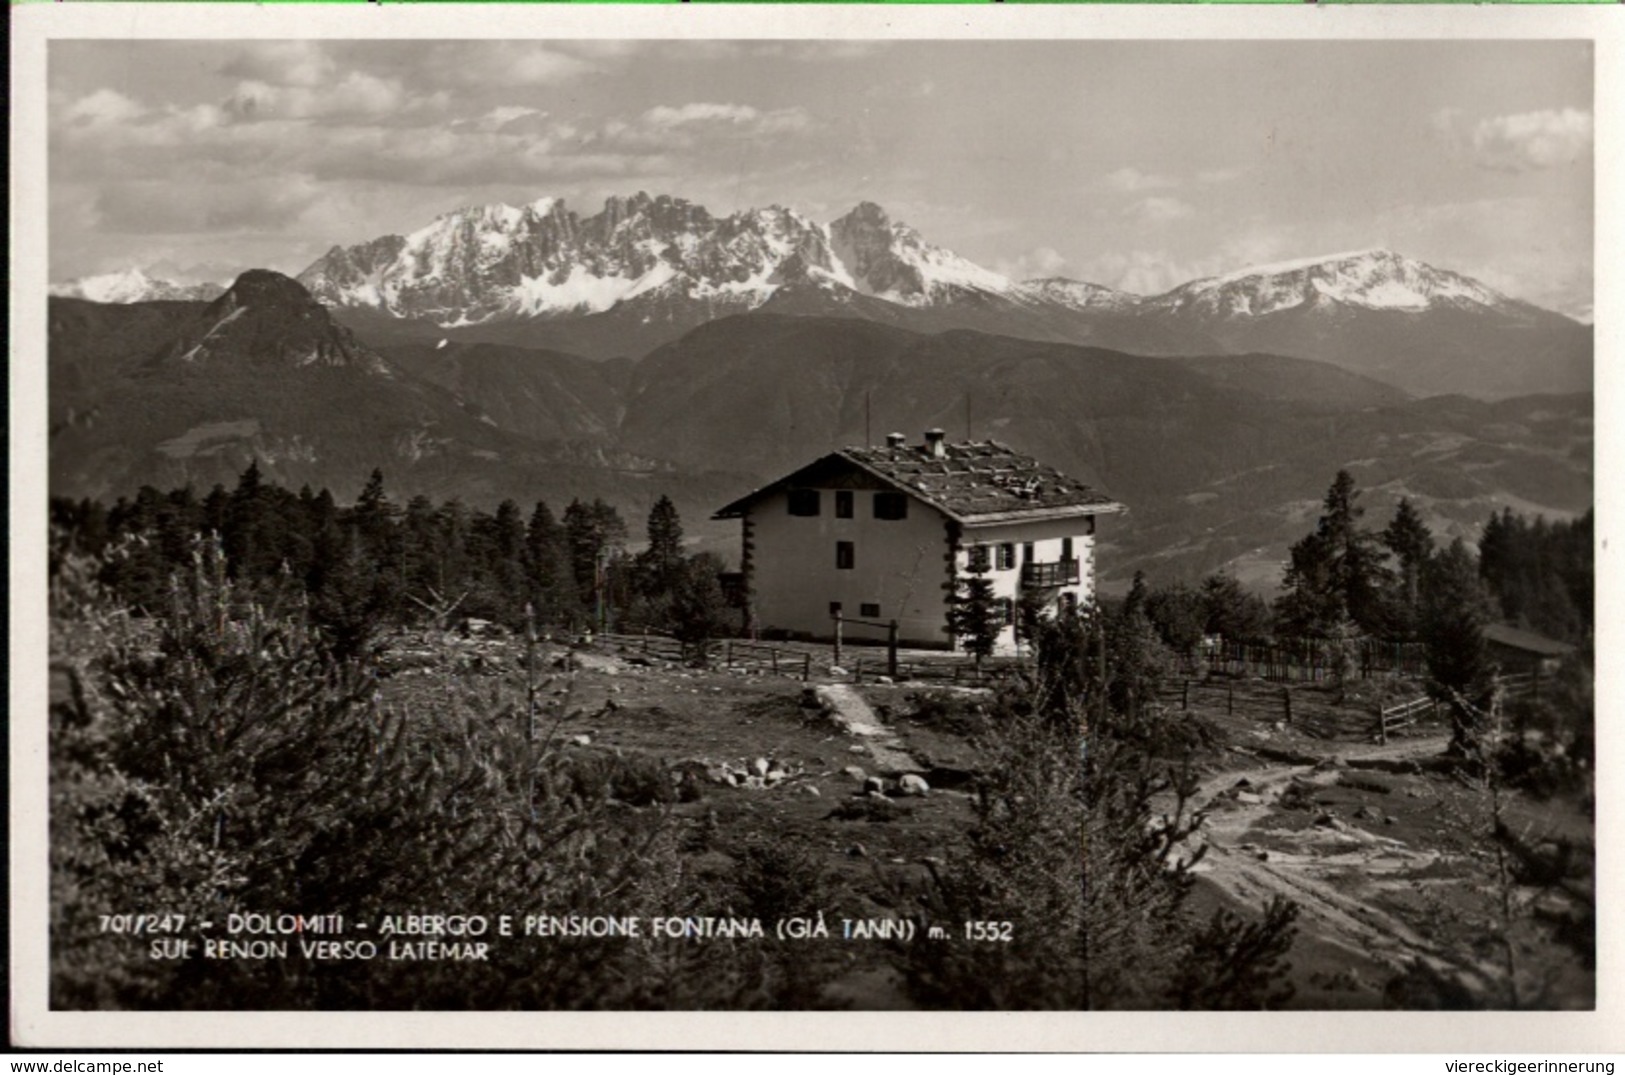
top-left (1157, 676), bottom-right (1446, 744)
top-left (596, 630), bottom-right (1024, 685)
top-left (597, 631), bottom-right (818, 681)
top-left (1376, 694), bottom-right (1440, 744)
top-left (1205, 637), bottom-right (1427, 682)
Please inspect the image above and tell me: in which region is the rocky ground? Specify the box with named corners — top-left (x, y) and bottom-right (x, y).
top-left (377, 629), bottom-right (1595, 1010)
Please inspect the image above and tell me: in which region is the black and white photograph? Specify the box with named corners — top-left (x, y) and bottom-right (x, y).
top-left (11, 3), bottom-right (1620, 1050)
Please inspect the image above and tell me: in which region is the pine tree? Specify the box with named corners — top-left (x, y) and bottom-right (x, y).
top-left (1421, 537), bottom-right (1496, 757)
top-left (669, 554), bottom-right (733, 663)
top-left (1383, 498), bottom-right (1434, 640)
top-left (639, 496), bottom-right (686, 600)
top-left (1277, 470), bottom-right (1392, 637)
top-left (1199, 572), bottom-right (1271, 644)
top-left (947, 552), bottom-right (1003, 671)
top-left (563, 499), bottom-right (628, 633)
top-left (524, 500), bottom-right (581, 629)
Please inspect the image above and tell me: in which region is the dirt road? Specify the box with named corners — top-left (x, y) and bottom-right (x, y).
top-left (1179, 733), bottom-right (1506, 994)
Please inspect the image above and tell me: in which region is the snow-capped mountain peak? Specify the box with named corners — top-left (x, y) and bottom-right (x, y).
top-left (1151, 249), bottom-right (1512, 318)
top-left (293, 194), bottom-right (1035, 327)
top-left (1015, 277), bottom-right (1140, 312)
top-left (50, 268), bottom-right (226, 304)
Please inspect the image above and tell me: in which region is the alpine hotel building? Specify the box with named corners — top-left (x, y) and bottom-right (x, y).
top-left (714, 430), bottom-right (1124, 654)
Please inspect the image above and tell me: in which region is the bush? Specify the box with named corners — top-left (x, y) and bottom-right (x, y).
top-left (48, 537), bottom-right (724, 1009)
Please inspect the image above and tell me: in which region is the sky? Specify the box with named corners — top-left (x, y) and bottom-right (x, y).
top-left (48, 38), bottom-right (1595, 319)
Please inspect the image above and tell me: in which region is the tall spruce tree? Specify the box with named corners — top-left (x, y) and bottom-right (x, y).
top-left (1382, 498), bottom-right (1435, 640)
top-left (1421, 537), bottom-right (1496, 757)
top-left (1277, 470), bottom-right (1392, 637)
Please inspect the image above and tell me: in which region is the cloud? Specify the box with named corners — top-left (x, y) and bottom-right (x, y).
top-left (63, 89), bottom-right (144, 127)
top-left (642, 102), bottom-right (810, 134)
top-left (1122, 196), bottom-right (1195, 225)
top-left (644, 102), bottom-right (761, 127)
top-left (1102, 167), bottom-right (1179, 193)
top-left (1470, 108), bottom-right (1593, 172)
top-left (993, 246), bottom-right (1072, 281)
top-left (222, 72), bottom-right (414, 124)
top-left (457, 106), bottom-right (549, 135)
top-left (219, 42), bottom-right (334, 88)
top-left (507, 47), bottom-right (600, 86)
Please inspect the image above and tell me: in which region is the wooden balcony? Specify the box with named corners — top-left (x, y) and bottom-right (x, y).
top-left (1021, 558), bottom-right (1080, 588)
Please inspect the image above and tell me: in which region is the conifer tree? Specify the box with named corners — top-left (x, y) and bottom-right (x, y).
top-left (1383, 497), bottom-right (1434, 639)
top-left (1277, 470), bottom-right (1392, 637)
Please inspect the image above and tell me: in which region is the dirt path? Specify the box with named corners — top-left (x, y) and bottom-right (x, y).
top-left (1181, 734), bottom-right (1503, 991)
top-left (815, 683), bottom-right (923, 774)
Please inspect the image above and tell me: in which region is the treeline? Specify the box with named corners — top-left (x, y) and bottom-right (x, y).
top-left (1126, 471), bottom-right (1592, 662)
top-left (49, 463), bottom-right (734, 657)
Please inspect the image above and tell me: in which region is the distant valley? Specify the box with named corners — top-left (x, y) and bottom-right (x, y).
top-left (48, 261), bottom-right (1592, 590)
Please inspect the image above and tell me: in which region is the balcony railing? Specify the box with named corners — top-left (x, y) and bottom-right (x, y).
top-left (1021, 559), bottom-right (1080, 588)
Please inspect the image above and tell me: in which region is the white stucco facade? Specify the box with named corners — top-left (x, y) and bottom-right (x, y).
top-left (959, 515), bottom-right (1100, 655)
top-left (741, 485), bottom-right (1104, 653)
top-left (744, 483), bottom-right (954, 648)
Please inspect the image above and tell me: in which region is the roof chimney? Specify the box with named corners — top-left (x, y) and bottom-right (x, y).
top-left (885, 432), bottom-right (906, 449)
top-left (923, 428), bottom-right (947, 459)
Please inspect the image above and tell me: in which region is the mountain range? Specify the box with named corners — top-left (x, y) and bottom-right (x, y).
top-left (48, 268), bottom-right (1592, 587)
top-left (55, 193), bottom-right (1592, 400)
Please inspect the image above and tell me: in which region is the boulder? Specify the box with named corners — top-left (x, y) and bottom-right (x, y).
top-left (765, 769), bottom-right (787, 785)
top-left (1234, 791), bottom-right (1263, 805)
top-left (750, 757), bottom-right (770, 777)
top-left (864, 776), bottom-right (887, 795)
top-left (898, 774), bottom-right (930, 797)
top-left (842, 766), bottom-right (868, 781)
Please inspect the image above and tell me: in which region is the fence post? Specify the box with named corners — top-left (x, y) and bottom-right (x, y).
top-left (771, 650), bottom-right (779, 675)
top-left (802, 653), bottom-right (811, 683)
top-left (1227, 680), bottom-right (1234, 717)
top-left (1377, 704), bottom-right (1389, 745)
top-left (887, 620), bottom-right (899, 680)
top-left (1282, 687), bottom-right (1292, 727)
top-left (725, 640), bottom-right (733, 668)
top-left (854, 657), bottom-right (863, 682)
top-left (833, 610), bottom-right (843, 668)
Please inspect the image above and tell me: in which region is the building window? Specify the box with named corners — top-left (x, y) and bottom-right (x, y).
top-left (1023, 542), bottom-right (1035, 565)
top-left (829, 601), bottom-right (843, 616)
top-left (966, 544), bottom-right (990, 573)
top-left (860, 602), bottom-right (881, 618)
top-left (1060, 592), bottom-right (1078, 616)
top-left (835, 490), bottom-right (854, 518)
top-left (836, 541), bottom-right (855, 570)
top-left (1061, 536), bottom-right (1074, 560)
top-left (788, 489), bottom-right (820, 516)
top-left (996, 543), bottom-right (1016, 571)
top-left (874, 492), bottom-right (908, 520)
top-left (997, 598), bottom-right (1015, 625)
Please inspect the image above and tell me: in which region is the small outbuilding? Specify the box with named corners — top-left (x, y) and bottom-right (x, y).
top-left (1482, 623), bottom-right (1577, 676)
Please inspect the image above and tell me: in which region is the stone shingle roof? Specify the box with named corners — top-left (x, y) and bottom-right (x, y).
top-left (714, 439), bottom-right (1123, 525)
